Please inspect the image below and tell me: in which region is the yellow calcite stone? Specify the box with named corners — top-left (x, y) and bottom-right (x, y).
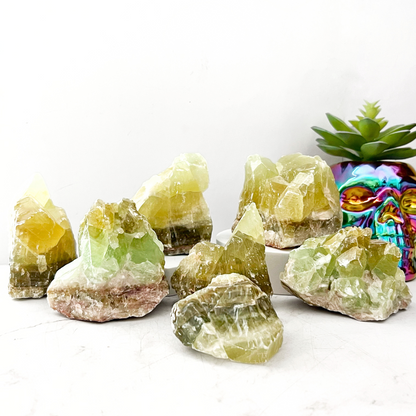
top-left (233, 153), bottom-right (342, 248)
top-left (133, 153), bottom-right (213, 255)
top-left (9, 175), bottom-right (77, 298)
top-left (171, 203), bottom-right (272, 298)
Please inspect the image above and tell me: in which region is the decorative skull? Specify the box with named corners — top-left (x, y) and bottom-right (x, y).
top-left (331, 161), bottom-right (416, 281)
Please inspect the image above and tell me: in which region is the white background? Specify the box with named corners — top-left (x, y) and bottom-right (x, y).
top-left (1, 0), bottom-right (416, 264)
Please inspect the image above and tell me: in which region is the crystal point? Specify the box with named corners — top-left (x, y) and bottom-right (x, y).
top-left (280, 227), bottom-right (412, 321)
top-left (171, 273), bottom-right (284, 364)
top-left (171, 203), bottom-right (272, 298)
top-left (233, 153), bottom-right (342, 248)
top-left (9, 175), bottom-right (76, 299)
top-left (47, 199), bottom-right (168, 322)
top-left (133, 153), bottom-right (213, 255)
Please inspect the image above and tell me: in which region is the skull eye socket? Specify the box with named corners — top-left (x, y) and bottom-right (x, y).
top-left (341, 186), bottom-right (376, 212)
top-left (401, 189), bottom-right (416, 214)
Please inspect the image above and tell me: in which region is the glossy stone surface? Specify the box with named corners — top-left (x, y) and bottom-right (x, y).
top-left (171, 273), bottom-right (284, 364)
top-left (171, 203), bottom-right (272, 298)
top-left (332, 161), bottom-right (416, 281)
top-left (280, 227), bottom-right (412, 321)
top-left (233, 153), bottom-right (342, 248)
top-left (9, 175), bottom-right (76, 299)
top-left (133, 153), bottom-right (213, 255)
top-left (47, 199), bottom-right (168, 322)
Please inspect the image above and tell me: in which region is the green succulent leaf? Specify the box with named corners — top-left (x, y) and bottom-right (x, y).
top-left (381, 131), bottom-right (409, 148)
top-left (357, 117), bottom-right (381, 140)
top-left (361, 100), bottom-right (381, 119)
top-left (396, 131), bottom-right (416, 147)
top-left (360, 141), bottom-right (391, 160)
top-left (317, 143), bottom-right (362, 160)
top-left (379, 147), bottom-right (416, 160)
top-left (401, 123), bottom-right (416, 131)
top-left (326, 113), bottom-right (355, 132)
top-left (378, 124), bottom-right (404, 139)
top-left (336, 131), bottom-right (367, 149)
top-left (349, 120), bottom-right (360, 130)
top-left (312, 127), bottom-right (346, 147)
top-left (378, 120), bottom-right (388, 130)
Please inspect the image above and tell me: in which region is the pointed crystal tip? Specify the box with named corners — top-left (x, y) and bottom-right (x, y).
top-left (24, 173), bottom-right (51, 207)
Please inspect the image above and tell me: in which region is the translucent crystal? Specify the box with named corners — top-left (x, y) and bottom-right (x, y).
top-left (233, 153), bottom-right (342, 248)
top-left (47, 199), bottom-right (168, 322)
top-left (171, 273), bottom-right (284, 364)
top-left (171, 203), bottom-right (272, 298)
top-left (280, 227), bottom-right (412, 321)
top-left (9, 175), bottom-right (76, 298)
top-left (133, 153), bottom-right (212, 255)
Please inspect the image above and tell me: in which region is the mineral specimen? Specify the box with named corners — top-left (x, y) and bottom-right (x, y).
top-left (280, 227), bottom-right (412, 321)
top-left (47, 199), bottom-right (168, 322)
top-left (171, 202), bottom-right (272, 298)
top-left (9, 174), bottom-right (76, 299)
top-left (171, 273), bottom-right (284, 364)
top-left (133, 153), bottom-right (213, 255)
top-left (233, 153), bottom-right (342, 249)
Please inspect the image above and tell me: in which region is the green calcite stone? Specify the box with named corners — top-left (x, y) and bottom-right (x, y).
top-left (171, 203), bottom-right (272, 298)
top-left (47, 199), bottom-right (168, 322)
top-left (280, 227), bottom-right (412, 321)
top-left (9, 175), bottom-right (76, 299)
top-left (133, 153), bottom-right (213, 255)
top-left (171, 273), bottom-right (284, 364)
top-left (233, 153), bottom-right (342, 248)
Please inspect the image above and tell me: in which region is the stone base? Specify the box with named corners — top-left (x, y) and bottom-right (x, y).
top-left (8, 284), bottom-right (47, 299)
top-left (48, 279), bottom-right (169, 322)
top-left (154, 223), bottom-right (212, 255)
top-left (232, 216), bottom-right (342, 249)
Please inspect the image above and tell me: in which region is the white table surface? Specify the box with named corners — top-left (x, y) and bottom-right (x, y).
top-left (1, 265), bottom-right (416, 416)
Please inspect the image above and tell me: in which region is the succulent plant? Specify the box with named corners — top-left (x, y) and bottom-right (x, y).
top-left (313, 101), bottom-right (416, 161)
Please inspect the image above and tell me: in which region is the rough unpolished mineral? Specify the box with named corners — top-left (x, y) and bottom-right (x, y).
top-left (280, 227), bottom-right (412, 321)
top-left (233, 153), bottom-right (342, 248)
top-left (9, 175), bottom-right (76, 299)
top-left (171, 273), bottom-right (284, 364)
top-left (171, 203), bottom-right (272, 298)
top-left (133, 153), bottom-right (213, 255)
top-left (47, 199), bottom-right (168, 322)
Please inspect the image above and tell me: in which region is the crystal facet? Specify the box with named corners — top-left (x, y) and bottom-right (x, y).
top-left (171, 273), bottom-right (284, 364)
top-left (171, 203), bottom-right (272, 298)
top-left (280, 227), bottom-right (412, 321)
top-left (133, 153), bottom-right (213, 255)
top-left (233, 153), bottom-right (342, 248)
top-left (9, 175), bottom-right (76, 298)
top-left (47, 199), bottom-right (168, 322)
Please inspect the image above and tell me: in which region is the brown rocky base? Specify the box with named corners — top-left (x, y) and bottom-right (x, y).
top-left (9, 259), bottom-right (75, 299)
top-left (154, 223), bottom-right (213, 255)
top-left (47, 279), bottom-right (169, 322)
top-left (232, 215), bottom-right (342, 249)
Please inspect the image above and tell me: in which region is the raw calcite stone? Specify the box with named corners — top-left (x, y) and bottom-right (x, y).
top-left (9, 175), bottom-right (76, 299)
top-left (47, 199), bottom-right (168, 322)
top-left (233, 153), bottom-right (342, 249)
top-left (171, 202), bottom-right (272, 298)
top-left (133, 153), bottom-right (213, 255)
top-left (171, 273), bottom-right (284, 364)
top-left (280, 227), bottom-right (412, 321)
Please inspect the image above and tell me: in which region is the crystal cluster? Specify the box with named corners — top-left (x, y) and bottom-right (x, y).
top-left (280, 227), bottom-right (412, 321)
top-left (9, 175), bottom-right (76, 299)
top-left (171, 203), bottom-right (272, 298)
top-left (133, 153), bottom-right (213, 255)
top-left (233, 153), bottom-right (342, 248)
top-left (47, 199), bottom-right (168, 322)
top-left (171, 273), bottom-right (284, 364)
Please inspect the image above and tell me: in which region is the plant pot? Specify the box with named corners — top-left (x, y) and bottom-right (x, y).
top-left (331, 161), bottom-right (416, 282)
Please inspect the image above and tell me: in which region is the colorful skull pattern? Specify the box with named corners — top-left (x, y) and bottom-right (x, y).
top-left (331, 161), bottom-right (416, 281)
